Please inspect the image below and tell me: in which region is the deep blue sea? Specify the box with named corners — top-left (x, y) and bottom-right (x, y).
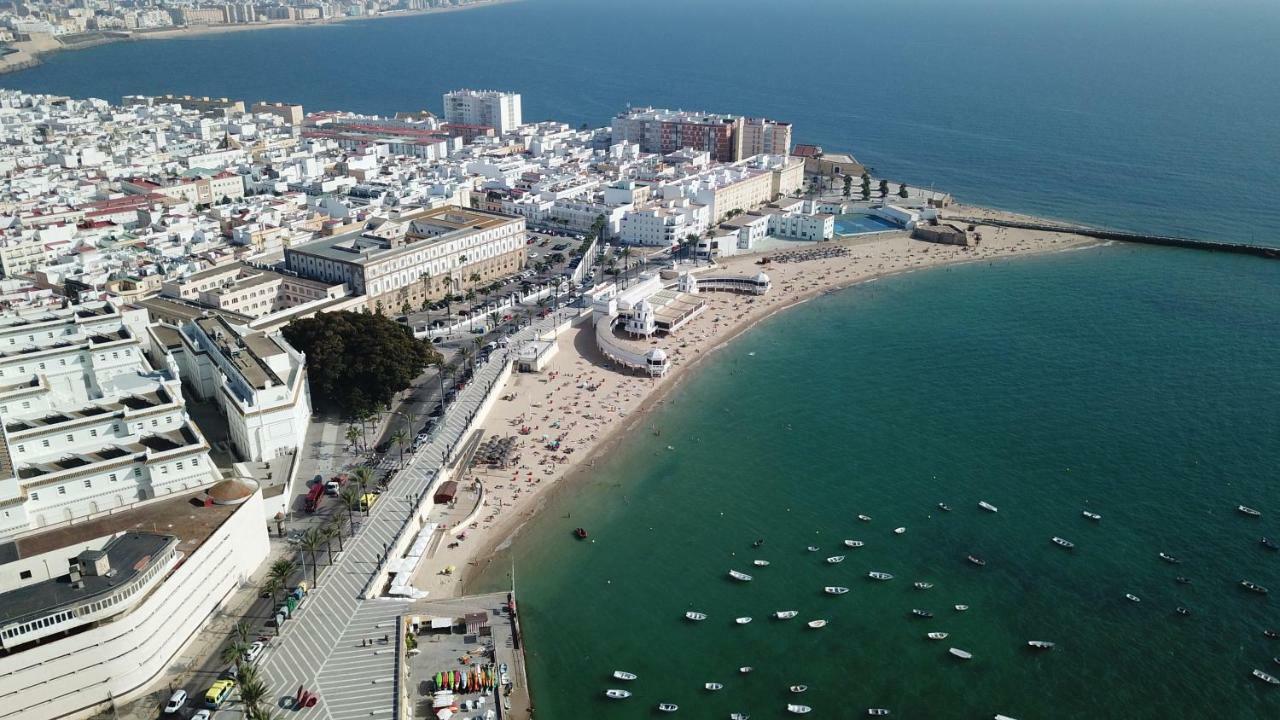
top-left (5, 0), bottom-right (1280, 243)
top-left (7, 1), bottom-right (1280, 717)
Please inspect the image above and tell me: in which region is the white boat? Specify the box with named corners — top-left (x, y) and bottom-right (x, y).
top-left (1239, 505), bottom-right (1262, 517)
top-left (1082, 510), bottom-right (1102, 521)
top-left (612, 671), bottom-right (637, 680)
top-left (927, 632), bottom-right (949, 640)
top-left (685, 611), bottom-right (707, 621)
top-left (954, 604), bottom-right (969, 611)
top-left (735, 616), bottom-right (752, 624)
top-left (978, 501), bottom-right (998, 513)
top-left (790, 685), bottom-right (808, 693)
top-left (807, 619), bottom-right (828, 629)
top-left (893, 527), bottom-right (906, 535)
top-left (868, 710), bottom-right (891, 717)
top-left (995, 716), bottom-right (1020, 720)
top-left (858, 514), bottom-right (872, 522)
top-left (914, 582), bottom-right (934, 590)
top-left (657, 703), bottom-right (679, 712)
top-left (775, 610), bottom-right (799, 619)
top-left (868, 571), bottom-right (894, 581)
top-left (825, 586), bottom-right (850, 595)
top-left (1051, 537), bottom-right (1074, 549)
top-left (787, 705), bottom-right (812, 715)
top-left (806, 545), bottom-right (820, 552)
top-left (1125, 593), bottom-right (1141, 603)
top-left (731, 714), bottom-right (751, 720)
top-left (605, 689), bottom-right (632, 699)
top-left (1027, 641), bottom-right (1055, 649)
top-left (949, 647), bottom-right (973, 660)
top-left (1159, 552), bottom-right (1180, 564)
top-left (844, 539), bottom-right (864, 548)
top-left (1253, 669), bottom-right (1280, 684)
top-left (826, 555), bottom-right (845, 564)
top-left (753, 559), bottom-right (770, 567)
top-left (739, 666), bottom-right (753, 674)
top-left (705, 682), bottom-right (723, 691)
top-left (728, 570), bottom-right (753, 582)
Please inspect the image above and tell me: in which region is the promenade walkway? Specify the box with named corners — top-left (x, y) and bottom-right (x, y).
top-left (255, 305), bottom-right (580, 720)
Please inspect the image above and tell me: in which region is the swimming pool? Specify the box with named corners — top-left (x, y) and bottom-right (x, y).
top-left (834, 213), bottom-right (900, 235)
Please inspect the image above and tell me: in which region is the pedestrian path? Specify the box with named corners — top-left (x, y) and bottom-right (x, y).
top-left (256, 307), bottom-right (580, 719)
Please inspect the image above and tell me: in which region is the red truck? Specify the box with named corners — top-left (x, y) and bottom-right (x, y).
top-left (304, 482), bottom-right (325, 512)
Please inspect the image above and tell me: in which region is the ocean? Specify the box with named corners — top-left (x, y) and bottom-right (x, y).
top-left (4, 0), bottom-right (1279, 716)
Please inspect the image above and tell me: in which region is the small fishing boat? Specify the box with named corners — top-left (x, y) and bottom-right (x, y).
top-left (806, 545), bottom-right (820, 552)
top-left (978, 501), bottom-right (998, 513)
top-left (775, 610), bottom-right (799, 619)
top-left (927, 632), bottom-right (949, 640)
top-left (605, 689), bottom-right (632, 699)
top-left (868, 571), bottom-right (894, 581)
top-left (685, 611), bottom-right (708, 621)
top-left (790, 685), bottom-right (808, 693)
top-left (949, 648), bottom-right (973, 660)
top-left (1158, 552), bottom-right (1180, 564)
top-left (1125, 593), bottom-right (1141, 603)
top-left (787, 705), bottom-right (812, 715)
top-left (825, 586), bottom-right (850, 595)
top-left (1242, 580), bottom-right (1270, 594)
top-left (1082, 510), bottom-right (1102, 521)
top-left (753, 559), bottom-right (770, 567)
top-left (729, 570), bottom-right (754, 582)
top-left (739, 666), bottom-right (753, 674)
top-left (735, 617), bottom-right (752, 625)
top-left (731, 714), bottom-right (750, 720)
top-left (753, 538), bottom-right (765, 548)
top-left (826, 555), bottom-right (846, 564)
top-left (1051, 537), bottom-right (1074, 549)
top-left (995, 716), bottom-right (1020, 720)
top-left (1239, 505), bottom-right (1262, 517)
top-left (613, 671), bottom-right (637, 681)
top-left (858, 514), bottom-right (872, 522)
top-left (868, 709), bottom-right (891, 717)
top-left (938, 503), bottom-right (951, 512)
top-left (1175, 576), bottom-right (1192, 585)
top-left (911, 609), bottom-right (934, 618)
top-left (914, 582), bottom-right (934, 590)
top-left (574, 527), bottom-right (588, 539)
top-left (1265, 630), bottom-right (1280, 639)
top-left (704, 683), bottom-right (723, 691)
top-left (1262, 537), bottom-right (1279, 551)
top-left (1027, 641), bottom-right (1055, 649)
top-left (893, 527), bottom-right (906, 535)
top-left (1176, 607), bottom-right (1192, 617)
top-left (1252, 669), bottom-right (1280, 685)
top-left (657, 702), bottom-right (679, 712)
top-left (844, 539), bottom-right (865, 548)
top-left (967, 555), bottom-right (986, 567)
top-left (954, 604), bottom-right (969, 611)
top-left (807, 619), bottom-right (828, 629)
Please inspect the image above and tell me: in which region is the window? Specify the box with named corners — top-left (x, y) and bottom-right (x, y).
top-left (30, 492), bottom-right (38, 501)
top-left (66, 434), bottom-right (74, 443)
top-left (90, 429), bottom-right (98, 437)
top-left (134, 468), bottom-right (141, 477)
top-left (161, 465), bottom-right (168, 475)
top-left (83, 479), bottom-right (92, 488)
top-left (41, 439), bottom-right (50, 448)
top-left (109, 473), bottom-right (116, 482)
top-left (58, 486), bottom-right (66, 495)
top-left (191, 457), bottom-right (199, 466)
top-left (19, 570), bottom-right (31, 580)
top-left (16, 444), bottom-right (23, 452)
top-left (150, 419), bottom-right (158, 428)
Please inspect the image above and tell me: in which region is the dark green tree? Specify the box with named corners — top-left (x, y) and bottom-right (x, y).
top-left (282, 311), bottom-right (439, 418)
top-left (843, 175), bottom-right (853, 198)
top-left (878, 179), bottom-right (889, 197)
top-left (898, 183), bottom-right (909, 198)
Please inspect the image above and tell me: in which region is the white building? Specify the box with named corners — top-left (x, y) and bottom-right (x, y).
top-left (0, 302), bottom-right (219, 541)
top-left (443, 89), bottom-right (523, 134)
top-left (619, 201), bottom-right (709, 247)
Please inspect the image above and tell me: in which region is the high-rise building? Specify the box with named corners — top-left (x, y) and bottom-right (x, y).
top-left (611, 107), bottom-right (792, 162)
top-left (442, 89), bottom-right (523, 134)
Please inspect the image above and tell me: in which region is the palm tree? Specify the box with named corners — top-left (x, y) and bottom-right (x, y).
top-left (261, 576), bottom-right (284, 615)
top-left (321, 523), bottom-right (338, 564)
top-left (299, 527), bottom-right (326, 588)
top-left (464, 289), bottom-right (477, 330)
top-left (328, 511), bottom-right (350, 551)
top-left (352, 466), bottom-right (375, 504)
top-left (268, 558), bottom-right (298, 588)
top-left (238, 672), bottom-right (268, 718)
top-left (344, 425), bottom-right (360, 450)
top-left (231, 620), bottom-right (254, 646)
top-left (339, 486), bottom-right (362, 529)
top-left (221, 640), bottom-right (248, 675)
top-left (390, 426), bottom-right (409, 464)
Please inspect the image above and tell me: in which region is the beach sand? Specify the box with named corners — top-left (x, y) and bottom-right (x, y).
top-left (410, 213), bottom-right (1100, 597)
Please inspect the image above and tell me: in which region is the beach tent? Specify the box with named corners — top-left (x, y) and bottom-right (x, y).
top-left (434, 481), bottom-right (459, 504)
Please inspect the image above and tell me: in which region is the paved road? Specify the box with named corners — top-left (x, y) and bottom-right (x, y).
top-left (255, 305), bottom-right (581, 720)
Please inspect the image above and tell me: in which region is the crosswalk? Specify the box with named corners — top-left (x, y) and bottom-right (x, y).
top-left (255, 307), bottom-right (579, 720)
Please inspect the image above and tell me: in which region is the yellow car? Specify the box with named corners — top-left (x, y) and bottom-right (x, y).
top-left (204, 679), bottom-right (236, 708)
top-left (359, 493), bottom-right (378, 511)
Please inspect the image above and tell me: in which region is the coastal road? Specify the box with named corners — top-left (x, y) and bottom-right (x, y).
top-left (254, 305), bottom-right (582, 720)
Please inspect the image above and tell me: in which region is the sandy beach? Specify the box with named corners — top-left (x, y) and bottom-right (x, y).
top-left (408, 210), bottom-right (1102, 597)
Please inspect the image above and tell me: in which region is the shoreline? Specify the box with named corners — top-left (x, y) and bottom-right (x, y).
top-left (441, 211), bottom-right (1106, 600)
top-left (0, 0), bottom-right (520, 75)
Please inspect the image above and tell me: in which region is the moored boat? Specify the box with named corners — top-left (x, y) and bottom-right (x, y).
top-left (949, 647), bottom-right (973, 660)
top-left (612, 670), bottom-right (637, 680)
top-left (1238, 505), bottom-right (1262, 517)
top-left (844, 539), bottom-right (864, 548)
top-left (967, 554), bottom-right (986, 567)
top-left (868, 571), bottom-right (894, 581)
top-left (806, 545), bottom-right (820, 552)
top-left (658, 702), bottom-right (679, 712)
top-left (826, 555), bottom-right (845, 564)
top-left (1158, 552), bottom-right (1180, 564)
top-left (978, 501), bottom-right (998, 513)
top-left (807, 619), bottom-right (828, 628)
top-left (787, 705), bottom-right (812, 714)
top-left (739, 666), bottom-right (753, 674)
top-left (730, 714), bottom-right (750, 720)
top-left (605, 689), bottom-right (631, 699)
top-left (1242, 579), bottom-right (1270, 594)
top-left (858, 514), bottom-right (872, 522)
top-left (914, 582), bottom-right (934, 590)
top-left (1082, 510), bottom-right (1102, 521)
top-left (1252, 669), bottom-right (1280, 685)
top-left (1265, 630), bottom-right (1279, 639)
top-left (1262, 537), bottom-right (1279, 551)
top-left (574, 527), bottom-right (588, 539)
top-left (825, 586), bottom-right (850, 595)
top-left (729, 569), bottom-right (753, 582)
top-left (893, 527), bottom-right (906, 535)
top-left (1125, 593), bottom-right (1141, 602)
top-left (790, 685), bottom-right (808, 693)
top-left (938, 503), bottom-right (951, 511)
top-left (911, 609), bottom-right (934, 618)
top-left (735, 616), bottom-right (752, 625)
top-left (705, 682), bottom-right (723, 691)
top-left (868, 709), bottom-right (891, 717)
top-left (1176, 576), bottom-right (1191, 585)
top-left (1176, 606), bottom-right (1192, 616)
top-left (1052, 536), bottom-right (1074, 549)
top-left (753, 559), bottom-right (770, 567)
top-left (775, 610), bottom-right (798, 619)
top-left (1027, 640), bottom-right (1055, 649)
top-left (927, 632), bottom-right (949, 640)
top-left (685, 611), bottom-right (707, 621)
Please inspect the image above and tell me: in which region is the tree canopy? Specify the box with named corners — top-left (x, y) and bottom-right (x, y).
top-left (283, 311), bottom-right (440, 418)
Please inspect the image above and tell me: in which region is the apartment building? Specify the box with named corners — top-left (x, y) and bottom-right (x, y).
top-left (284, 206), bottom-right (525, 314)
top-left (442, 89), bottom-right (523, 134)
top-left (619, 201), bottom-right (710, 247)
top-left (0, 237), bottom-right (46, 277)
top-left (121, 171), bottom-right (246, 207)
top-left (0, 302), bottom-right (219, 541)
top-left (611, 107), bottom-right (792, 162)
top-left (160, 263), bottom-right (345, 319)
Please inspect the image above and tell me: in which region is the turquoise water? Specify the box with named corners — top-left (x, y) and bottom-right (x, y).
top-left (474, 245), bottom-right (1280, 718)
top-left (4, 0), bottom-right (1280, 244)
top-left (835, 213), bottom-right (901, 235)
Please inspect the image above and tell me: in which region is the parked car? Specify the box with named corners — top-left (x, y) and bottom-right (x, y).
top-left (192, 711), bottom-right (212, 720)
top-left (244, 640), bottom-right (265, 664)
top-left (164, 690), bottom-right (187, 714)
top-left (374, 440), bottom-right (390, 453)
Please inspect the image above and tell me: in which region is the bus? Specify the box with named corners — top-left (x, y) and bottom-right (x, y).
top-left (304, 483), bottom-right (325, 512)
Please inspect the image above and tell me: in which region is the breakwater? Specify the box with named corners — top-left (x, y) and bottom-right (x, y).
top-left (953, 217), bottom-right (1280, 258)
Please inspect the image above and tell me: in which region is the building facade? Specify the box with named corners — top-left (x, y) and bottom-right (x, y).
top-left (442, 89), bottom-right (523, 134)
top-left (611, 107), bottom-right (792, 162)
